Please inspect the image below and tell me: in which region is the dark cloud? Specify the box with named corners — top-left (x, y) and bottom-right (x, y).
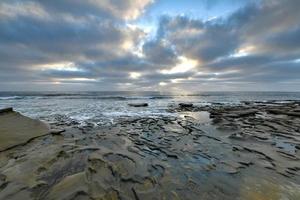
top-left (40, 70), bottom-right (96, 79)
top-left (142, 40), bottom-right (178, 66)
top-left (265, 27), bottom-right (300, 52)
top-left (156, 15), bottom-right (240, 62)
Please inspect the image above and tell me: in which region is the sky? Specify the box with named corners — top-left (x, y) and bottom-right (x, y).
top-left (0, 0), bottom-right (299, 92)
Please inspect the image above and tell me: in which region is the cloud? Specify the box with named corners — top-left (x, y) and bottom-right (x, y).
top-left (0, 0), bottom-right (299, 91)
top-left (0, 0), bottom-right (153, 21)
top-left (156, 15), bottom-right (240, 62)
top-left (142, 39), bottom-right (178, 66)
top-left (150, 0), bottom-right (300, 90)
top-left (0, 0), bottom-right (151, 88)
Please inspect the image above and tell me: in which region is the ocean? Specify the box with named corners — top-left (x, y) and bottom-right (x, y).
top-left (1, 91), bottom-right (300, 126)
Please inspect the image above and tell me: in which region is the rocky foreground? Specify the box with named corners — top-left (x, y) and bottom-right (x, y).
top-left (0, 101), bottom-right (300, 200)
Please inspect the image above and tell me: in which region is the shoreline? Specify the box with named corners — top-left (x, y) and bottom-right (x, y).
top-left (0, 101), bottom-right (300, 199)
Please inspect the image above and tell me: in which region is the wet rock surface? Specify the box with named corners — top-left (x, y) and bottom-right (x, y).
top-left (1, 101), bottom-right (300, 199)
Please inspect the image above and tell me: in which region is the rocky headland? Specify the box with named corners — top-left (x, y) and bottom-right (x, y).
top-left (0, 101), bottom-right (300, 200)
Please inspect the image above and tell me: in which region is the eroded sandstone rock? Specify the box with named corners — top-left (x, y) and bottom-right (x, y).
top-left (1, 102), bottom-right (300, 199)
top-left (0, 111), bottom-right (49, 151)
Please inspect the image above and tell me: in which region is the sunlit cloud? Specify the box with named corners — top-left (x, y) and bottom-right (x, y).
top-left (129, 72), bottom-right (142, 79)
top-left (51, 78), bottom-right (97, 84)
top-left (175, 28), bottom-right (204, 38)
top-left (122, 40), bottom-right (134, 51)
top-left (69, 78), bottom-right (97, 82)
top-left (38, 62), bottom-right (83, 72)
top-left (293, 59), bottom-right (300, 63)
top-left (160, 56), bottom-right (198, 74)
top-left (0, 1), bottom-right (49, 19)
top-left (122, 38), bottom-right (145, 57)
top-left (159, 82), bottom-right (167, 86)
top-left (171, 78), bottom-right (183, 83)
top-left (52, 81), bottom-right (61, 85)
top-left (230, 45), bottom-right (256, 58)
top-left (121, 0), bottom-right (154, 20)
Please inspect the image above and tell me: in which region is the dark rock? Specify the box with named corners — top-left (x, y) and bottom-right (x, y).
top-left (179, 103), bottom-right (193, 108)
top-left (50, 129), bottom-right (66, 135)
top-left (128, 103), bottom-right (148, 107)
top-left (0, 107), bottom-right (13, 114)
top-left (266, 109), bottom-right (285, 115)
top-left (293, 108), bottom-right (300, 112)
top-left (286, 112), bottom-right (300, 117)
top-left (267, 109), bottom-right (300, 117)
top-left (229, 133), bottom-right (245, 140)
top-left (243, 101), bottom-right (252, 105)
top-left (225, 109), bottom-right (258, 118)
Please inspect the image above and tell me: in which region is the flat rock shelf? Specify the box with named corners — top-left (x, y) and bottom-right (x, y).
top-left (0, 101), bottom-right (300, 200)
top-left (0, 109), bottom-right (49, 151)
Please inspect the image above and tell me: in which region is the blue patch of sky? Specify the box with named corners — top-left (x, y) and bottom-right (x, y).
top-left (133, 0), bottom-right (260, 39)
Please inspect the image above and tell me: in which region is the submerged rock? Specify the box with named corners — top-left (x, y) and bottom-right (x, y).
top-left (0, 107), bottom-right (13, 114)
top-left (179, 103), bottom-right (194, 108)
top-left (50, 129), bottom-right (66, 135)
top-left (128, 103), bottom-right (149, 107)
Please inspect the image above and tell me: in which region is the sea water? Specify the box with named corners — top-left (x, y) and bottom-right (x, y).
top-left (1, 91), bottom-right (300, 126)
